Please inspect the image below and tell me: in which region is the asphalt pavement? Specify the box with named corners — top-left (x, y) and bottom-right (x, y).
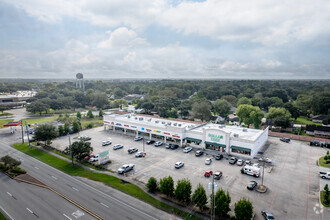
top-left (0, 129), bottom-right (181, 220)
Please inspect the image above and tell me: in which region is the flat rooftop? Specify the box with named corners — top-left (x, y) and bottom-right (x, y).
top-left (191, 123), bottom-right (264, 141)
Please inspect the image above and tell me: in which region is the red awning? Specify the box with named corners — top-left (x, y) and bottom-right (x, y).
top-left (3, 121), bottom-right (22, 127)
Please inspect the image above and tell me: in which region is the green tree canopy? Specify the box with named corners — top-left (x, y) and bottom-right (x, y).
top-left (99, 109), bottom-right (104, 117)
top-left (159, 176), bottom-right (174, 197)
top-left (237, 97), bottom-right (252, 106)
top-left (92, 92), bottom-right (109, 109)
top-left (174, 179), bottom-right (192, 203)
top-left (192, 101), bottom-right (212, 122)
top-left (26, 100), bottom-right (49, 115)
top-left (0, 155), bottom-right (21, 168)
top-left (146, 177), bottom-right (158, 193)
top-left (236, 104), bottom-right (264, 128)
top-left (87, 110), bottom-right (94, 118)
top-left (76, 111), bottom-right (81, 119)
top-left (214, 188), bottom-right (231, 218)
top-left (234, 198), bottom-right (253, 220)
top-left (213, 99), bottom-right (231, 117)
top-left (70, 141), bottom-right (93, 164)
top-left (34, 124), bottom-right (58, 146)
top-left (192, 183), bottom-right (207, 210)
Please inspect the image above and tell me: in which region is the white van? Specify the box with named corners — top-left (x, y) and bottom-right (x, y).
top-left (241, 165), bottom-right (260, 177)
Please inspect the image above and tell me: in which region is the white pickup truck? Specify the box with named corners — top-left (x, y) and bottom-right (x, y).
top-left (320, 172), bottom-right (330, 179)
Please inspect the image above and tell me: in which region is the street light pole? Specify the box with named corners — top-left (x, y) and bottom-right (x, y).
top-left (68, 134), bottom-right (73, 165)
top-left (211, 174), bottom-right (215, 220)
top-left (25, 121), bottom-right (30, 147)
top-left (261, 159), bottom-right (265, 187)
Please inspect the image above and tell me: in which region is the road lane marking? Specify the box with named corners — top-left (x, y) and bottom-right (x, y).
top-left (34, 166), bottom-right (39, 170)
top-left (72, 187), bottom-right (79, 192)
top-left (51, 176), bottom-right (57, 180)
top-left (63, 213), bottom-right (72, 220)
top-left (26, 208), bottom-right (33, 214)
top-left (0, 205), bottom-right (14, 220)
top-left (7, 192), bottom-right (12, 197)
top-left (100, 203), bottom-right (109, 208)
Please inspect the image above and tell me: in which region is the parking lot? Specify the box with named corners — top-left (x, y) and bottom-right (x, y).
top-left (52, 127), bottom-right (329, 220)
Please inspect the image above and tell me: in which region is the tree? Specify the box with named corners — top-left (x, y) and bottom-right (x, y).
top-left (0, 105), bottom-right (9, 113)
top-left (267, 107), bottom-right (291, 128)
top-left (146, 177), bottom-right (158, 193)
top-left (34, 124), bottom-right (57, 146)
top-left (178, 100), bottom-right (191, 118)
top-left (192, 101), bottom-right (212, 122)
top-left (213, 99), bottom-right (231, 117)
top-left (214, 188), bottom-right (231, 218)
top-left (192, 184), bottom-right (208, 210)
top-left (72, 120), bottom-right (81, 133)
top-left (0, 155), bottom-right (21, 168)
top-left (141, 102), bottom-right (154, 114)
top-left (237, 97), bottom-right (252, 106)
top-left (221, 95), bottom-right (236, 105)
top-left (70, 141), bottom-right (93, 164)
top-left (99, 109), bottom-right (104, 117)
top-left (87, 110), bottom-right (94, 118)
top-left (58, 125), bottom-right (64, 136)
top-left (159, 176), bottom-right (174, 197)
top-left (76, 111), bottom-right (81, 119)
top-left (284, 102), bottom-right (300, 120)
top-left (324, 184), bottom-right (329, 205)
top-left (64, 122), bottom-right (70, 134)
top-left (236, 104), bottom-right (264, 128)
top-left (92, 92), bottom-right (109, 109)
top-left (26, 100), bottom-right (49, 115)
top-left (174, 179), bottom-right (192, 203)
top-left (234, 198), bottom-right (253, 220)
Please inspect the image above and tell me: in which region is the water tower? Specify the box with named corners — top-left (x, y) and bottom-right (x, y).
top-left (76, 73), bottom-right (85, 91)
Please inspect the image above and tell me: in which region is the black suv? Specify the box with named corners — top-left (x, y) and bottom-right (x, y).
top-left (310, 140), bottom-right (320, 146)
top-left (215, 154), bottom-right (223, 160)
top-left (170, 144), bottom-right (179, 150)
top-left (280, 137), bottom-right (290, 143)
top-left (146, 140), bottom-right (155, 145)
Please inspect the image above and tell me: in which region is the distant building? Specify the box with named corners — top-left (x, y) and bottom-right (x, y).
top-left (311, 115), bottom-right (327, 123)
top-left (0, 90), bottom-right (36, 108)
top-left (306, 125), bottom-right (330, 138)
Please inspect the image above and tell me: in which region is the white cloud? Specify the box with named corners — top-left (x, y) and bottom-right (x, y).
top-left (98, 27), bottom-right (148, 48)
top-left (159, 0), bottom-right (330, 45)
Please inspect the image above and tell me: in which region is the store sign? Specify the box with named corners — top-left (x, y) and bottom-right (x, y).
top-left (153, 130), bottom-right (161, 133)
top-left (124, 124), bottom-right (129, 127)
top-left (98, 151), bottom-right (110, 165)
top-left (116, 123), bottom-right (122, 126)
top-left (111, 122), bottom-right (114, 125)
top-left (131, 126), bottom-right (137, 129)
top-left (141, 127), bottom-right (145, 130)
top-left (207, 133), bottom-right (223, 143)
top-left (172, 135), bottom-right (180, 138)
top-left (146, 129), bottom-right (151, 132)
top-left (164, 132), bottom-right (170, 135)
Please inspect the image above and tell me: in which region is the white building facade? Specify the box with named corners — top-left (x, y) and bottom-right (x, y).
top-left (103, 113), bottom-right (268, 158)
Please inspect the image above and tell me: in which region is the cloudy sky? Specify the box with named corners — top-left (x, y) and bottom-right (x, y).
top-left (0, 0), bottom-right (330, 79)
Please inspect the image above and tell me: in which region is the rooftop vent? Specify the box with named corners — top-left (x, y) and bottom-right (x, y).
top-left (243, 128), bottom-right (247, 132)
top-left (162, 121), bottom-right (165, 124)
top-left (234, 133), bottom-right (239, 137)
top-left (173, 123), bottom-right (177, 126)
top-left (155, 120), bottom-right (159, 124)
top-left (219, 125), bottom-right (224, 128)
top-left (128, 116), bottom-right (131, 118)
top-left (134, 117), bottom-right (137, 120)
top-left (139, 117), bottom-right (143, 121)
top-left (167, 122), bottom-right (171, 125)
top-left (147, 119), bottom-right (152, 122)
top-left (178, 124), bottom-right (182, 127)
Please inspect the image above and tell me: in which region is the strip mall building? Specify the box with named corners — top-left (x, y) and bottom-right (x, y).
top-left (103, 113), bottom-right (268, 158)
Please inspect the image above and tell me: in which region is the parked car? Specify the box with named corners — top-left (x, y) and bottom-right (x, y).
top-left (135, 152), bottom-right (146, 157)
top-left (245, 160), bottom-right (252, 165)
top-left (215, 154), bottom-right (223, 160)
top-left (146, 140), bottom-right (155, 145)
top-left (84, 154), bottom-right (96, 161)
top-left (204, 170), bottom-right (213, 177)
top-left (247, 180), bottom-right (258, 190)
top-left (259, 157), bottom-right (272, 163)
top-left (214, 171), bottom-right (223, 180)
top-left (321, 142), bottom-right (330, 148)
top-left (195, 150), bottom-right (204, 157)
top-left (229, 157), bottom-right (237, 164)
top-left (154, 141), bottom-right (163, 147)
top-left (280, 137), bottom-right (290, 143)
top-left (175, 161), bottom-right (184, 169)
top-left (261, 210), bottom-right (275, 220)
top-left (89, 155), bottom-right (99, 162)
top-left (113, 144), bottom-right (124, 150)
top-left (102, 140), bottom-right (112, 146)
top-left (310, 140), bottom-right (320, 146)
top-left (205, 158), bottom-right (212, 165)
top-left (134, 136), bottom-right (143, 141)
top-left (165, 143), bottom-right (171, 149)
top-left (117, 164), bottom-right (135, 174)
top-left (183, 147), bottom-right (193, 153)
top-left (78, 135), bottom-right (91, 141)
top-left (170, 144), bottom-right (179, 150)
top-left (237, 159), bottom-right (244, 166)
top-left (127, 148), bottom-right (138, 154)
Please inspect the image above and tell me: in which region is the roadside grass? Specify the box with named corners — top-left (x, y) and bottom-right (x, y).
top-left (320, 191), bottom-right (330, 207)
top-left (22, 117), bottom-right (57, 125)
top-left (0, 119), bottom-right (14, 129)
top-left (13, 143), bottom-right (199, 220)
top-left (0, 211), bottom-right (7, 220)
top-left (0, 112), bottom-right (12, 117)
top-left (319, 156), bottom-right (330, 168)
top-left (80, 118), bottom-right (103, 129)
top-left (292, 116), bottom-right (322, 126)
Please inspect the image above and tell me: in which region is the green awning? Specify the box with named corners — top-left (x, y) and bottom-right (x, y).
top-left (205, 141), bottom-right (226, 148)
top-left (230, 145), bottom-right (251, 152)
top-left (185, 137), bottom-right (202, 143)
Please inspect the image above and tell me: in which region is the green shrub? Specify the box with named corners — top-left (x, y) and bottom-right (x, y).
top-left (86, 123), bottom-right (93, 129)
top-left (11, 166), bottom-right (27, 174)
top-left (146, 177), bottom-right (158, 193)
top-left (0, 163), bottom-right (8, 172)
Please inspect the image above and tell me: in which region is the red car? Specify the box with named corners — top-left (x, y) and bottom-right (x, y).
top-left (204, 170), bottom-right (213, 177)
top-left (84, 154), bottom-right (95, 161)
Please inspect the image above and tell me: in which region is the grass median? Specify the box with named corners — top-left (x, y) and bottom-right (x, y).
top-left (319, 156), bottom-right (330, 168)
top-left (13, 143), bottom-right (200, 220)
top-left (0, 212), bottom-right (7, 220)
top-left (0, 119), bottom-right (14, 129)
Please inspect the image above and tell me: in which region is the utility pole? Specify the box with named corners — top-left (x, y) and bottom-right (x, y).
top-left (25, 121), bottom-right (30, 147)
top-left (261, 159), bottom-right (265, 187)
top-left (20, 120), bottom-right (24, 144)
top-left (211, 174), bottom-right (215, 220)
top-left (143, 136), bottom-right (145, 153)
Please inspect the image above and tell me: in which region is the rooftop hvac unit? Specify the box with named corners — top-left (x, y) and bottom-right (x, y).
top-left (173, 123), bottom-right (177, 126)
top-left (219, 125), bottom-right (224, 128)
top-left (128, 116), bottom-right (130, 118)
top-left (148, 119), bottom-right (152, 122)
top-left (243, 128), bottom-right (247, 132)
top-left (155, 120), bottom-right (159, 123)
top-left (162, 121), bottom-right (165, 124)
top-left (134, 117), bottom-right (137, 120)
top-left (178, 124), bottom-right (182, 127)
top-left (167, 122), bottom-right (171, 125)
top-left (234, 133), bottom-right (239, 137)
top-left (139, 117), bottom-right (143, 121)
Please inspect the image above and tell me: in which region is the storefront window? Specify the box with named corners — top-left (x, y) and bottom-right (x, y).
top-left (231, 148), bottom-right (251, 155)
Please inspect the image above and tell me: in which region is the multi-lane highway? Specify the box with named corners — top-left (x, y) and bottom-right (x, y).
top-left (0, 130), bottom-right (181, 220)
